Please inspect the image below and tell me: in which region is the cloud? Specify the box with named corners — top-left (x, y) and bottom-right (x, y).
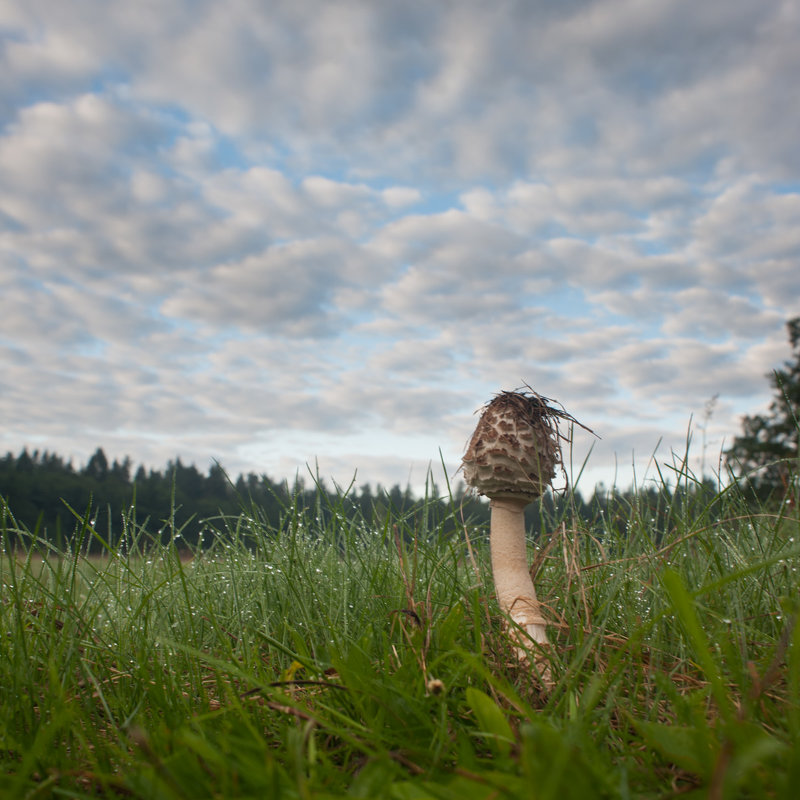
top-left (0, 94), bottom-right (164, 227)
top-left (161, 238), bottom-right (366, 338)
top-left (692, 178), bottom-right (800, 263)
top-left (381, 187), bottom-right (422, 209)
top-left (4, 1), bottom-right (797, 184)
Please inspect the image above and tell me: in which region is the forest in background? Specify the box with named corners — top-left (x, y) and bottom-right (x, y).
top-left (1, 444), bottom-right (727, 552)
top-left (1, 446), bottom-right (486, 550)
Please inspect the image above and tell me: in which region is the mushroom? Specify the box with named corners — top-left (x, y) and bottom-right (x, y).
top-left (461, 389), bottom-right (589, 676)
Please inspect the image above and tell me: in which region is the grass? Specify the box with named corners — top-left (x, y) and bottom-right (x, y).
top-left (1, 466), bottom-right (799, 799)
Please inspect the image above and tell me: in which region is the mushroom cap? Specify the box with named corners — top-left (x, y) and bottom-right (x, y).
top-left (461, 390), bottom-right (566, 502)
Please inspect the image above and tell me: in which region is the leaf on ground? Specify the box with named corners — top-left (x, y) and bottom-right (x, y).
top-left (465, 687), bottom-right (514, 758)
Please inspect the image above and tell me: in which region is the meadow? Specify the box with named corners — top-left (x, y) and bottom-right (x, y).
top-left (1, 462), bottom-right (798, 799)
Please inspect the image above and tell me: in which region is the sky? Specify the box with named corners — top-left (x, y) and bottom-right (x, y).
top-left (2, 0), bottom-right (800, 498)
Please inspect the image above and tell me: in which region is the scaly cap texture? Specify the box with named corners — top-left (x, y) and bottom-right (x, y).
top-left (461, 390), bottom-right (580, 502)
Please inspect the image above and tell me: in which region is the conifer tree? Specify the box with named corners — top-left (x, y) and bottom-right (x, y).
top-left (726, 317), bottom-right (800, 501)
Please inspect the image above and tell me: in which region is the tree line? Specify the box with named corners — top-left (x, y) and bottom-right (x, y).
top-left (0, 444), bottom-right (727, 553)
top-left (0, 448), bottom-right (462, 550)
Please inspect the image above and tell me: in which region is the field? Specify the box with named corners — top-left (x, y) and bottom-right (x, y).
top-left (1, 468), bottom-right (799, 799)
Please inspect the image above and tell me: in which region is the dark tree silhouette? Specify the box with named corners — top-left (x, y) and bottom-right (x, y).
top-left (0, 448), bottom-right (498, 550)
top-left (84, 448), bottom-right (109, 481)
top-left (726, 317), bottom-right (800, 503)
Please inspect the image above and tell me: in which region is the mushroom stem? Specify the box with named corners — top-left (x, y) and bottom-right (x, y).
top-left (489, 497), bottom-right (548, 647)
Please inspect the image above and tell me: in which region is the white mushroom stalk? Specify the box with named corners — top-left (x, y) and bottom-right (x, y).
top-left (461, 389), bottom-right (590, 674)
top-left (488, 496), bottom-right (549, 646)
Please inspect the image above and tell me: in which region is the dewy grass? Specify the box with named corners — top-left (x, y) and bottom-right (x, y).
top-left (1, 459), bottom-right (799, 799)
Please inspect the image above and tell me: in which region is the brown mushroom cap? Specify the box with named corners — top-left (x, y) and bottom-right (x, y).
top-left (461, 390), bottom-right (577, 502)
